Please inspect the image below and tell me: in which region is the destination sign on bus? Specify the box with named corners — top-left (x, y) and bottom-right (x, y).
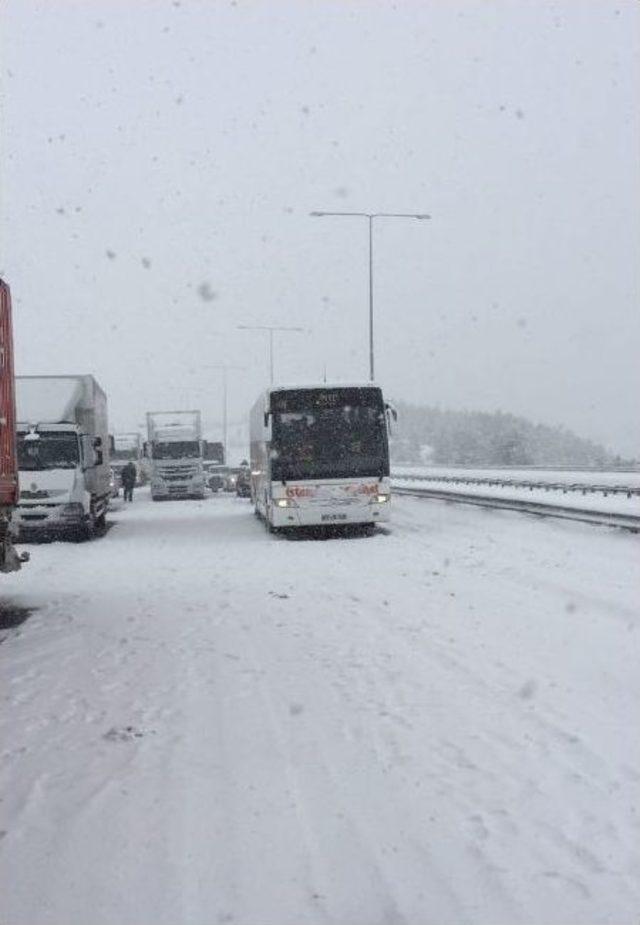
top-left (270, 387), bottom-right (383, 414)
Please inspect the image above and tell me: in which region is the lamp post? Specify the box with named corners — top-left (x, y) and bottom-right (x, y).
top-left (204, 364), bottom-right (245, 461)
top-left (310, 211), bottom-right (430, 381)
top-left (237, 324), bottom-right (305, 384)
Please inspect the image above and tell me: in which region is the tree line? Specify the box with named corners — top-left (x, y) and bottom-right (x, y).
top-left (389, 402), bottom-right (633, 468)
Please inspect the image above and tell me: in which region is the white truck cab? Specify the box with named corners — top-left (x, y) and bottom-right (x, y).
top-left (147, 410), bottom-right (206, 501)
top-left (15, 376), bottom-right (110, 539)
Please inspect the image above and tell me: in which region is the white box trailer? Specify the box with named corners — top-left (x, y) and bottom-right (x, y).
top-left (146, 410), bottom-right (206, 500)
top-left (15, 375), bottom-right (110, 539)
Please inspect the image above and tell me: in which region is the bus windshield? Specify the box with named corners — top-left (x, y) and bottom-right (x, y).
top-left (18, 432), bottom-right (80, 470)
top-left (152, 441), bottom-right (200, 460)
top-left (271, 389), bottom-right (389, 480)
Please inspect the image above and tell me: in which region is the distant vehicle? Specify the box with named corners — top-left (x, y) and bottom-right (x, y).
top-left (205, 466), bottom-right (226, 492)
top-left (203, 440), bottom-right (225, 465)
top-left (202, 441), bottom-right (226, 491)
top-left (223, 468), bottom-right (241, 492)
top-left (15, 374), bottom-right (111, 540)
top-left (111, 432), bottom-right (145, 485)
top-left (0, 280), bottom-right (28, 571)
top-left (250, 383), bottom-right (393, 532)
top-left (109, 467), bottom-right (120, 499)
top-left (236, 469), bottom-right (251, 498)
top-left (146, 410), bottom-right (206, 500)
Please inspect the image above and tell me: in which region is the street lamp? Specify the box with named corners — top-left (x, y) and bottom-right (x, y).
top-left (237, 324), bottom-right (305, 384)
top-left (310, 211), bottom-right (431, 381)
top-left (204, 365), bottom-right (245, 461)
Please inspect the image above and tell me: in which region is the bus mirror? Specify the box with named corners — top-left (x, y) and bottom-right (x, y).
top-left (264, 410), bottom-right (272, 427)
top-left (385, 403), bottom-right (398, 422)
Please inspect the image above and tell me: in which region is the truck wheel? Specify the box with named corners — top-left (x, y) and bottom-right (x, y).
top-left (75, 512), bottom-right (96, 542)
top-left (94, 512), bottom-right (107, 536)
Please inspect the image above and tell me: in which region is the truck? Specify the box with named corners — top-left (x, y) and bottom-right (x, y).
top-left (15, 375), bottom-right (110, 540)
top-left (202, 439), bottom-right (226, 492)
top-left (146, 410), bottom-right (206, 500)
top-left (250, 382), bottom-right (393, 533)
top-left (203, 440), bottom-right (225, 466)
top-left (0, 280), bottom-right (28, 571)
top-left (110, 432), bottom-right (145, 487)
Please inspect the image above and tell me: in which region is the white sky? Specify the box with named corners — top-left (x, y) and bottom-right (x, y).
top-left (1, 0), bottom-right (638, 455)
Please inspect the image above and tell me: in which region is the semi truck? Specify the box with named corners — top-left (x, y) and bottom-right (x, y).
top-left (146, 410), bottom-right (206, 500)
top-left (0, 280), bottom-right (28, 571)
top-left (203, 440), bottom-right (225, 466)
top-left (202, 439), bottom-right (225, 491)
top-left (15, 375), bottom-right (111, 540)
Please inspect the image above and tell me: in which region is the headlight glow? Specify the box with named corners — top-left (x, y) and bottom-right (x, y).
top-left (61, 502), bottom-right (85, 518)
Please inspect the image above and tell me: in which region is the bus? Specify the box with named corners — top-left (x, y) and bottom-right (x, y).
top-left (249, 383), bottom-right (393, 532)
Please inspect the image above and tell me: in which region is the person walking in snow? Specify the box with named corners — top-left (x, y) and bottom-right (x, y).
top-left (121, 461), bottom-right (137, 503)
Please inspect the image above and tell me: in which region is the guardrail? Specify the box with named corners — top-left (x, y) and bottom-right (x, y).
top-left (392, 463), bottom-right (640, 473)
top-left (392, 484), bottom-right (640, 533)
top-left (392, 472), bottom-right (640, 499)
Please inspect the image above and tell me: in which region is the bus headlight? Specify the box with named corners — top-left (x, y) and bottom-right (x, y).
top-left (375, 493), bottom-right (390, 504)
top-left (275, 498), bottom-right (294, 508)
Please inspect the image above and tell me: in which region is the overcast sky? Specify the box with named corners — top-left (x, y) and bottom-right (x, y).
top-left (1, 0), bottom-right (638, 457)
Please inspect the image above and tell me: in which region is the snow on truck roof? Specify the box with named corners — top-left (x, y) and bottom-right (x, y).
top-left (16, 376), bottom-right (100, 425)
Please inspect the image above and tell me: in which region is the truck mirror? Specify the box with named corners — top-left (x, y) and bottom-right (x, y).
top-left (95, 449), bottom-right (103, 466)
top-left (93, 436), bottom-right (103, 449)
top-left (264, 411), bottom-right (271, 427)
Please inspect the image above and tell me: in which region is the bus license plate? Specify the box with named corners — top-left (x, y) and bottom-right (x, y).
top-left (321, 513), bottom-right (347, 522)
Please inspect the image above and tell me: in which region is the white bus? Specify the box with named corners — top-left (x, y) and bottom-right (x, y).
top-left (249, 383), bottom-right (393, 532)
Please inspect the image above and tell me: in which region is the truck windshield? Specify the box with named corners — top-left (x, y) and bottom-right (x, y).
top-left (112, 449), bottom-right (137, 461)
top-left (272, 391), bottom-right (389, 480)
top-left (153, 441), bottom-right (200, 459)
top-left (203, 443), bottom-right (224, 463)
top-left (18, 432), bottom-right (80, 470)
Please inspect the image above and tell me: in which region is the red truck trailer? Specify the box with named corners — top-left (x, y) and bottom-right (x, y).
top-left (0, 280), bottom-right (27, 571)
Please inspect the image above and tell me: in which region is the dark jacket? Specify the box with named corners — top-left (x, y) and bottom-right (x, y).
top-left (121, 462), bottom-right (137, 488)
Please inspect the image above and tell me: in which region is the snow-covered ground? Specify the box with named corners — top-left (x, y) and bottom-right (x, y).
top-left (393, 466), bottom-right (640, 490)
top-left (392, 477), bottom-right (640, 518)
top-left (1, 490), bottom-right (639, 925)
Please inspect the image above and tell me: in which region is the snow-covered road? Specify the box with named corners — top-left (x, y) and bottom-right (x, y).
top-left (1, 492), bottom-right (638, 925)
